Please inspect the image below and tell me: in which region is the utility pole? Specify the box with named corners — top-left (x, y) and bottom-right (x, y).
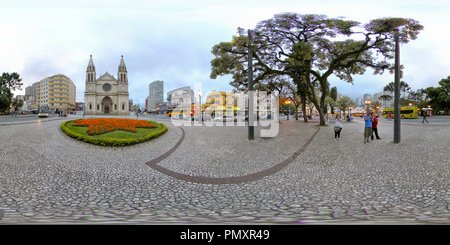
top-left (394, 28), bottom-right (401, 143)
top-left (248, 29), bottom-right (254, 140)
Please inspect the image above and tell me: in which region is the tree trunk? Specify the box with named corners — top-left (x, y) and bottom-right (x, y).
top-left (317, 106), bottom-right (325, 125)
top-left (301, 97), bottom-right (308, 122)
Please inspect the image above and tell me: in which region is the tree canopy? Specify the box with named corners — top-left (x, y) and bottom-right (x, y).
top-left (0, 72), bottom-right (23, 113)
top-left (426, 76), bottom-right (450, 114)
top-left (210, 13), bottom-right (423, 125)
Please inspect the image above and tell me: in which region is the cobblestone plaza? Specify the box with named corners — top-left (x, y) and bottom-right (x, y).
top-left (0, 114), bottom-right (449, 224)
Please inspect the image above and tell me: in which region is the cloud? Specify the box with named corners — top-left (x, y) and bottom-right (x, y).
top-left (2, 0), bottom-right (450, 107)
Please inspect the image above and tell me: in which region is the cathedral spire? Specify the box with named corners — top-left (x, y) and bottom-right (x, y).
top-left (86, 55), bottom-right (96, 82)
top-left (87, 55), bottom-right (95, 71)
top-left (118, 55), bottom-right (127, 72)
top-left (117, 55), bottom-right (128, 82)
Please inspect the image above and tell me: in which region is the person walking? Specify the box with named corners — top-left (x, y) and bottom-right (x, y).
top-left (387, 112), bottom-right (392, 121)
top-left (333, 114), bottom-right (342, 141)
top-left (363, 111), bottom-right (373, 144)
top-left (422, 110), bottom-right (429, 123)
top-left (371, 112), bottom-right (381, 140)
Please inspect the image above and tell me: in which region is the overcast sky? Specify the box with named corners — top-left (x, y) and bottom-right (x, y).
top-left (2, 0), bottom-right (449, 106)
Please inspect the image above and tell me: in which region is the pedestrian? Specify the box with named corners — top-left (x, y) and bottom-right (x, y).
top-left (387, 112), bottom-right (392, 121)
top-left (363, 111), bottom-right (373, 144)
top-left (333, 114), bottom-right (342, 141)
top-left (371, 112), bottom-right (381, 140)
top-left (422, 110), bottom-right (428, 123)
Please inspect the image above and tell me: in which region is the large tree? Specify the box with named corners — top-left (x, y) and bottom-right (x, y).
top-left (337, 95), bottom-right (355, 117)
top-left (426, 76), bottom-right (450, 114)
top-left (384, 80), bottom-right (412, 99)
top-left (0, 72), bottom-right (23, 113)
top-left (0, 94), bottom-right (8, 113)
top-left (210, 13), bottom-right (423, 125)
top-left (329, 86), bottom-right (338, 114)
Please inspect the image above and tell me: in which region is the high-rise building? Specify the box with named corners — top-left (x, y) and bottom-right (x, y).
top-left (25, 83), bottom-right (38, 102)
top-left (148, 80), bottom-right (164, 112)
top-left (382, 89), bottom-right (394, 108)
top-left (355, 97), bottom-right (361, 107)
top-left (25, 86), bottom-right (31, 101)
top-left (373, 92), bottom-right (382, 103)
top-left (363, 93), bottom-right (372, 103)
top-left (37, 74), bottom-right (76, 113)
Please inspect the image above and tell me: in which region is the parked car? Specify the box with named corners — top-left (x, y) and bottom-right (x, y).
top-left (172, 114), bottom-right (189, 120)
top-left (214, 115), bottom-right (236, 122)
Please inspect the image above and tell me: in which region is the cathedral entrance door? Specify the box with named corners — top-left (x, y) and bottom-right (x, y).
top-left (102, 96), bottom-right (113, 114)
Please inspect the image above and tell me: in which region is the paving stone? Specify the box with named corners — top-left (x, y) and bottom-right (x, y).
top-left (0, 114), bottom-right (450, 224)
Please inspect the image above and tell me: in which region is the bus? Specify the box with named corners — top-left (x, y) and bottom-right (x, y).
top-left (382, 106), bottom-right (419, 119)
top-left (166, 108), bottom-right (173, 117)
top-left (167, 104), bottom-right (203, 120)
top-left (38, 107), bottom-right (49, 117)
top-left (168, 106), bottom-right (193, 119)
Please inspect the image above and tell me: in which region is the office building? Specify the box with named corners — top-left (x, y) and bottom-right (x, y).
top-left (148, 80), bottom-right (164, 112)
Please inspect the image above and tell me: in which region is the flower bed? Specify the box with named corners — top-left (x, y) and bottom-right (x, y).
top-left (61, 118), bottom-right (167, 146)
top-left (72, 118), bottom-right (158, 135)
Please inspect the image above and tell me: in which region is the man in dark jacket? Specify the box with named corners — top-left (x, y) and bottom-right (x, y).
top-left (422, 110), bottom-right (429, 123)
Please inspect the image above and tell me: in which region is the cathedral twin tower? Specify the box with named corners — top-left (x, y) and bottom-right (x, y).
top-left (84, 55), bottom-right (129, 115)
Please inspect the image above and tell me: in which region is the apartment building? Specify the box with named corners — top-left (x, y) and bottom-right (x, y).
top-left (37, 74), bottom-right (76, 113)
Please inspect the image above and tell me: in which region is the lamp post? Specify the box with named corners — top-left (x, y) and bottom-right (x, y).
top-left (237, 27), bottom-right (255, 140)
top-left (286, 100), bottom-right (291, 120)
top-left (247, 29), bottom-right (254, 140)
top-left (198, 90), bottom-right (202, 122)
top-left (394, 28), bottom-right (401, 143)
top-left (365, 100), bottom-right (371, 113)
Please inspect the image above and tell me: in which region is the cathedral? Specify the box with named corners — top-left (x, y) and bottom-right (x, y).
top-left (84, 55), bottom-right (129, 115)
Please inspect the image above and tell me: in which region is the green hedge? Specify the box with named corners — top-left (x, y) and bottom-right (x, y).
top-left (61, 119), bottom-right (167, 146)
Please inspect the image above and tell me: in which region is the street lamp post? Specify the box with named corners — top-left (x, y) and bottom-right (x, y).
top-left (286, 100), bottom-right (290, 120)
top-left (394, 28), bottom-right (401, 143)
top-left (247, 29), bottom-right (254, 140)
top-left (198, 90), bottom-right (202, 122)
top-left (365, 100), bottom-right (371, 113)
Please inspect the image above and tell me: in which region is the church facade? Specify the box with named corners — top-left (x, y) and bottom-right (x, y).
top-left (84, 55), bottom-right (129, 115)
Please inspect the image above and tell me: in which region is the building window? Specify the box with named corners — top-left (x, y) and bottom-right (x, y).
top-left (103, 83), bottom-right (111, 92)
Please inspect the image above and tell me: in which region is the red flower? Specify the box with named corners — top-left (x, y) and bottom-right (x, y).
top-left (73, 118), bottom-right (157, 135)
